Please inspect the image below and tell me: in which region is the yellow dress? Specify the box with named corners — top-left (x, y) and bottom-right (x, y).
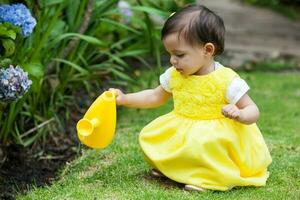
top-left (139, 67), bottom-right (272, 191)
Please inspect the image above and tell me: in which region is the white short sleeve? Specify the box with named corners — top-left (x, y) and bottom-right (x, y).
top-left (159, 67), bottom-right (173, 92)
top-left (226, 78), bottom-right (250, 104)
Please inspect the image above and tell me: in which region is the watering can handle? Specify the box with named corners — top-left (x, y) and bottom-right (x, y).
top-left (109, 90), bottom-right (118, 98)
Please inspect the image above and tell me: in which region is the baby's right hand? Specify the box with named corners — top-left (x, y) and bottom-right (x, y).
top-left (109, 88), bottom-right (127, 106)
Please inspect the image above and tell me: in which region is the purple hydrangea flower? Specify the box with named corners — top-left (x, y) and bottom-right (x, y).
top-left (0, 3), bottom-right (36, 37)
top-left (0, 65), bottom-right (32, 101)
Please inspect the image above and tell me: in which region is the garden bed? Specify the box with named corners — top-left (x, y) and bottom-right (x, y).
top-left (0, 125), bottom-right (80, 200)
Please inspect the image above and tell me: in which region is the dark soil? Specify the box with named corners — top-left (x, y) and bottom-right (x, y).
top-left (0, 132), bottom-right (80, 200)
top-left (0, 88), bottom-right (94, 200)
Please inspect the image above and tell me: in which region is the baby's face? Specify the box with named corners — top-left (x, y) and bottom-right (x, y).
top-left (163, 32), bottom-right (211, 76)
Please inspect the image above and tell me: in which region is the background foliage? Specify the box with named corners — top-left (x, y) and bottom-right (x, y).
top-left (0, 0), bottom-right (193, 147)
top-left (243, 0), bottom-right (300, 20)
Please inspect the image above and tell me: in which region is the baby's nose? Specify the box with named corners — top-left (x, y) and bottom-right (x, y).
top-left (170, 56), bottom-right (177, 66)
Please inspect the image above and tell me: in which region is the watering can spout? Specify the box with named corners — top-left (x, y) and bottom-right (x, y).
top-left (76, 91), bottom-right (117, 149)
top-left (77, 118), bottom-right (100, 137)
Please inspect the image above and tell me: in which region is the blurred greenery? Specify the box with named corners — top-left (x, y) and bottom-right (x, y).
top-left (239, 58), bottom-right (300, 72)
top-left (0, 0), bottom-right (192, 147)
top-left (243, 0), bottom-right (300, 20)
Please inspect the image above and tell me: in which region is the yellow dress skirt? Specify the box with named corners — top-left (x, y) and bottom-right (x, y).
top-left (139, 67), bottom-right (272, 191)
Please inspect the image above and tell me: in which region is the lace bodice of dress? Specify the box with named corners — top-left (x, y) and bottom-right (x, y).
top-left (170, 67), bottom-right (238, 119)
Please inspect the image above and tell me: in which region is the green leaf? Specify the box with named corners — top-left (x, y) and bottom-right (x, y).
top-left (22, 132), bottom-right (42, 147)
top-left (66, 0), bottom-right (80, 29)
top-left (104, 52), bottom-right (129, 68)
top-left (0, 58), bottom-right (11, 67)
top-left (109, 67), bottom-right (133, 81)
top-left (50, 20), bottom-right (66, 38)
top-left (53, 58), bottom-right (89, 74)
top-left (111, 35), bottom-right (137, 49)
top-left (119, 49), bottom-right (149, 57)
top-left (100, 18), bottom-right (142, 35)
top-left (0, 27), bottom-right (16, 40)
top-left (52, 33), bottom-right (107, 46)
top-left (1, 38), bottom-right (15, 57)
top-left (0, 23), bottom-right (20, 39)
top-left (22, 62), bottom-right (44, 79)
top-left (131, 6), bottom-right (169, 17)
top-left (19, 62), bottom-right (43, 93)
top-left (40, 0), bottom-right (65, 7)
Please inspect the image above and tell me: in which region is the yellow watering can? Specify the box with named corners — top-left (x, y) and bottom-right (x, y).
top-left (76, 91), bottom-right (117, 149)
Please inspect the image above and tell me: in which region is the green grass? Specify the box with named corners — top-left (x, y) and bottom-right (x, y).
top-left (240, 59), bottom-right (299, 72)
top-left (17, 71), bottom-right (300, 200)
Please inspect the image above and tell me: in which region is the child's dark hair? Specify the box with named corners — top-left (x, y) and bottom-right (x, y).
top-left (161, 4), bottom-right (225, 55)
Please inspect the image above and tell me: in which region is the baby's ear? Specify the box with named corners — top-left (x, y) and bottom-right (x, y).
top-left (203, 42), bottom-right (215, 56)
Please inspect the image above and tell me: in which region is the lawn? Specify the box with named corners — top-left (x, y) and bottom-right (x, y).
top-left (17, 71), bottom-right (300, 200)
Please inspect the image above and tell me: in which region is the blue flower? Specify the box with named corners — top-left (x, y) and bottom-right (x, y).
top-left (0, 3), bottom-right (36, 37)
top-left (0, 65), bottom-right (32, 101)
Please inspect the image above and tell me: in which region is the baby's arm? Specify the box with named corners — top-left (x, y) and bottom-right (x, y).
top-left (109, 86), bottom-right (172, 108)
top-left (222, 94), bottom-right (260, 125)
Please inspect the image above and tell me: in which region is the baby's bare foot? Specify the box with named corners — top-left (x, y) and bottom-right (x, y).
top-left (150, 169), bottom-right (165, 178)
top-left (184, 184), bottom-right (206, 192)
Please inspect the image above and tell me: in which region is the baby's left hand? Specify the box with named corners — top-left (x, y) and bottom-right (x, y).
top-left (221, 104), bottom-right (241, 120)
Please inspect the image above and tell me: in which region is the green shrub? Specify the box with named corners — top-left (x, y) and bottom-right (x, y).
top-left (0, 0), bottom-right (187, 146)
